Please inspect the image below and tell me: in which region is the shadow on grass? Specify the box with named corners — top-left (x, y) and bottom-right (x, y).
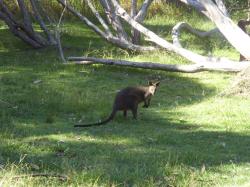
top-left (1, 117), bottom-right (250, 185)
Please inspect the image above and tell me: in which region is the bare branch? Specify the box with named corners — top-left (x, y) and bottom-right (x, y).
top-left (57, 0), bottom-right (107, 38)
top-left (67, 56), bottom-right (250, 73)
top-left (30, 0), bottom-right (56, 44)
top-left (0, 9), bottom-right (43, 48)
top-left (214, 0), bottom-right (229, 16)
top-left (85, 0), bottom-right (112, 36)
top-left (134, 0), bottom-right (153, 22)
top-left (172, 22), bottom-right (219, 47)
top-left (99, 0), bottom-right (129, 40)
top-left (57, 0), bottom-right (156, 51)
top-left (17, 0), bottom-right (33, 30)
top-left (16, 0), bottom-right (51, 46)
top-left (56, 0), bottom-right (67, 63)
top-left (177, 0), bottom-right (208, 16)
top-left (0, 1), bottom-right (18, 23)
top-left (131, 0), bottom-right (137, 18)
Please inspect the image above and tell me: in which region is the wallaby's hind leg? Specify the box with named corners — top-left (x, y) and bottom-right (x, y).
top-left (123, 110), bottom-right (127, 117)
top-left (132, 104), bottom-right (138, 120)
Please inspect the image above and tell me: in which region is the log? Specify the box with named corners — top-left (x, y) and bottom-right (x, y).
top-left (67, 56), bottom-right (250, 73)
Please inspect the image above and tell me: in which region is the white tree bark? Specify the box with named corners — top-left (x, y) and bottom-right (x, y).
top-left (172, 22), bottom-right (219, 47)
top-left (85, 0), bottom-right (112, 36)
top-left (134, 0), bottom-right (153, 22)
top-left (99, 0), bottom-right (129, 40)
top-left (199, 0), bottom-right (250, 60)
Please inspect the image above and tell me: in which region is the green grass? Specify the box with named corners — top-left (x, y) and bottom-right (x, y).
top-left (1, 13), bottom-right (250, 187)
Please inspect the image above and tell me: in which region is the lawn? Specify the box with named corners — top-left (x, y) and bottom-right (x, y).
top-left (1, 13), bottom-right (250, 187)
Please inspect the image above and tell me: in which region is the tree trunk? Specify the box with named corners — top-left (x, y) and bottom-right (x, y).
top-left (0, 0), bottom-right (56, 48)
top-left (238, 19), bottom-right (250, 61)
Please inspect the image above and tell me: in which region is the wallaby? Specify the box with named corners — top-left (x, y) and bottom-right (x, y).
top-left (74, 81), bottom-right (160, 127)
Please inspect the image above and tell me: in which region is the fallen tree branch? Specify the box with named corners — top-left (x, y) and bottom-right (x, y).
top-left (67, 56), bottom-right (250, 73)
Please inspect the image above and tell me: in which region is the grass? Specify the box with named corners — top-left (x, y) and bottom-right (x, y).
top-left (1, 11), bottom-right (250, 186)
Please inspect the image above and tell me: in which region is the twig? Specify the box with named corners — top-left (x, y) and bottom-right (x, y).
top-left (11, 173), bottom-right (69, 182)
top-left (56, 0), bottom-right (67, 63)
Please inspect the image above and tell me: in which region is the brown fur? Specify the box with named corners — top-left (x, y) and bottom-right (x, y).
top-left (74, 81), bottom-right (160, 127)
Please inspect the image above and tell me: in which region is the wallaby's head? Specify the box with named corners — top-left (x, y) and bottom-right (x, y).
top-left (148, 81), bottom-right (160, 96)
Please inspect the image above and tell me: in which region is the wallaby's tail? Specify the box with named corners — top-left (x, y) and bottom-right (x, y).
top-left (74, 110), bottom-right (116, 127)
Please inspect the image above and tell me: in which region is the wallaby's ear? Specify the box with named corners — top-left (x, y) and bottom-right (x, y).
top-left (148, 81), bottom-right (153, 85)
top-left (155, 81), bottom-right (160, 87)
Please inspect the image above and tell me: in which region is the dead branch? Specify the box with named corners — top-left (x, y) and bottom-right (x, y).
top-left (134, 0), bottom-right (153, 22)
top-left (30, 0), bottom-right (56, 44)
top-left (67, 56), bottom-right (250, 73)
top-left (86, 0), bottom-right (112, 36)
top-left (57, 0), bottom-right (156, 51)
top-left (99, 0), bottom-right (129, 40)
top-left (56, 0), bottom-right (67, 63)
top-left (172, 22), bottom-right (219, 47)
